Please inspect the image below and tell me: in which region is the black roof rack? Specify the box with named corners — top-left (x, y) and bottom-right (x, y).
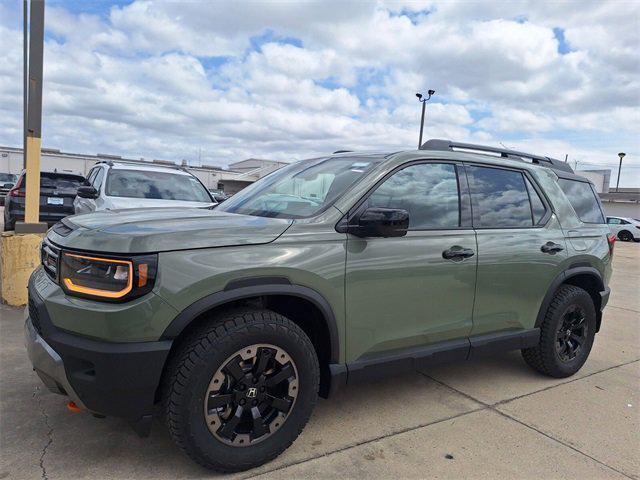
top-left (420, 139), bottom-right (574, 174)
top-left (333, 150), bottom-right (353, 154)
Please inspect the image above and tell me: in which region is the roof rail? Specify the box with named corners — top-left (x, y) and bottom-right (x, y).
top-left (333, 150), bottom-right (353, 154)
top-left (420, 139), bottom-right (574, 173)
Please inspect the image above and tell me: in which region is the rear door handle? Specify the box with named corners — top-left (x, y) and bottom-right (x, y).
top-left (541, 241), bottom-right (564, 254)
top-left (442, 246), bottom-right (475, 261)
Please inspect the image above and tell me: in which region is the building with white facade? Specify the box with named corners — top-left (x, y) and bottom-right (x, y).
top-left (0, 146), bottom-right (285, 195)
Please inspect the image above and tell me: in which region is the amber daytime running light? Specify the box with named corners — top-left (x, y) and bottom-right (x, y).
top-left (60, 252), bottom-right (157, 301)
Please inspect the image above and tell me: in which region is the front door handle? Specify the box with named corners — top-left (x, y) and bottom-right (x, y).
top-left (541, 241), bottom-right (564, 254)
top-left (442, 246), bottom-right (475, 261)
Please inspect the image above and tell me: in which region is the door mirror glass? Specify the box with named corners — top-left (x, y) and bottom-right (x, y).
top-left (76, 186), bottom-right (98, 199)
top-left (349, 207), bottom-right (409, 238)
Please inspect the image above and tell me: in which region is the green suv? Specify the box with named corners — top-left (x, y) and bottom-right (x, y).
top-left (26, 140), bottom-right (613, 472)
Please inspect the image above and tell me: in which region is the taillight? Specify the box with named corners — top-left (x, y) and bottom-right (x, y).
top-left (8, 174), bottom-right (25, 197)
top-left (607, 233), bottom-right (616, 257)
top-left (8, 187), bottom-right (25, 197)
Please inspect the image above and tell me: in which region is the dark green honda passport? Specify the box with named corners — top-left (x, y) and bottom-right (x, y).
top-left (26, 140), bottom-right (613, 472)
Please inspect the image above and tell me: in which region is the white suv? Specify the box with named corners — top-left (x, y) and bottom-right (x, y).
top-left (606, 216), bottom-right (640, 242)
top-left (74, 162), bottom-right (216, 214)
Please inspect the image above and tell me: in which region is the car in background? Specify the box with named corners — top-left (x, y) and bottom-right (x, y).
top-left (606, 216), bottom-right (640, 242)
top-left (3, 171), bottom-right (86, 231)
top-left (74, 162), bottom-right (216, 214)
top-left (208, 188), bottom-right (228, 203)
top-left (0, 172), bottom-right (18, 206)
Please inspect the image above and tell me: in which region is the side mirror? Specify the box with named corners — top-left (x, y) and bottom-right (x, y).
top-left (76, 186), bottom-right (98, 199)
top-left (348, 207), bottom-right (409, 238)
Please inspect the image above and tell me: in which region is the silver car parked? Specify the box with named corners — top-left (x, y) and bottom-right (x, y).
top-left (74, 161), bottom-right (216, 214)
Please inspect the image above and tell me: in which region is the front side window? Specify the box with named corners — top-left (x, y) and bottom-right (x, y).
top-left (362, 163), bottom-right (460, 229)
top-left (93, 168), bottom-right (105, 191)
top-left (607, 217), bottom-right (621, 225)
top-left (218, 157), bottom-right (384, 218)
top-left (558, 179), bottom-right (605, 224)
top-left (467, 166), bottom-right (533, 228)
top-left (105, 170), bottom-right (212, 202)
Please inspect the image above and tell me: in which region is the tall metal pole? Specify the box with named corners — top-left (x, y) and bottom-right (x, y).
top-left (418, 101), bottom-right (426, 149)
top-left (616, 152), bottom-right (626, 192)
top-left (17, 0), bottom-right (47, 233)
top-left (23, 0), bottom-right (28, 170)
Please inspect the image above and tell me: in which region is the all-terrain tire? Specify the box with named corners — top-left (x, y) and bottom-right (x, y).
top-left (522, 285), bottom-right (596, 378)
top-left (163, 308), bottom-right (320, 472)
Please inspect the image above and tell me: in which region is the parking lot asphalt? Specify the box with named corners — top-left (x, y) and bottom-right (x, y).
top-left (0, 241), bottom-right (638, 480)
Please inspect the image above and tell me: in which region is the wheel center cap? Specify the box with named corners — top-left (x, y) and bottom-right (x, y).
top-left (246, 387), bottom-right (258, 398)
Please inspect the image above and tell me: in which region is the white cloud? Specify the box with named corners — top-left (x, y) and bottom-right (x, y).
top-left (0, 0), bottom-right (638, 186)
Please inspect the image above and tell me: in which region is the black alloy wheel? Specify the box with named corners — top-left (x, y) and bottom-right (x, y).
top-left (618, 230), bottom-right (633, 242)
top-left (555, 305), bottom-right (588, 362)
top-left (204, 344), bottom-right (299, 447)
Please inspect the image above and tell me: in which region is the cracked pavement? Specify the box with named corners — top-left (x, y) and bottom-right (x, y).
top-left (0, 242), bottom-right (638, 479)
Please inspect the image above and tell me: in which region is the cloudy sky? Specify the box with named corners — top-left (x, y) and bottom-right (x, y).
top-left (0, 0), bottom-right (639, 185)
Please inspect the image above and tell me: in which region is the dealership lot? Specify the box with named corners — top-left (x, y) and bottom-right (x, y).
top-left (0, 238), bottom-right (637, 479)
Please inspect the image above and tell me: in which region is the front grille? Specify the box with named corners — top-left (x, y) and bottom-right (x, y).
top-left (28, 296), bottom-right (42, 335)
top-left (41, 238), bottom-right (61, 282)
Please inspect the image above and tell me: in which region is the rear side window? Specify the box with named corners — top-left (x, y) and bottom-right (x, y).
top-left (93, 168), bottom-right (105, 190)
top-left (558, 179), bottom-right (605, 224)
top-left (525, 177), bottom-right (546, 225)
top-left (467, 166), bottom-right (536, 228)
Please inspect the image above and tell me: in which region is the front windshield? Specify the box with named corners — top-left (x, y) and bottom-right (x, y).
top-left (218, 156), bottom-right (383, 218)
top-left (106, 170), bottom-right (212, 202)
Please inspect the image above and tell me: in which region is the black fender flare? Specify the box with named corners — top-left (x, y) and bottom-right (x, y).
top-left (160, 277), bottom-right (340, 364)
top-left (535, 266), bottom-right (606, 329)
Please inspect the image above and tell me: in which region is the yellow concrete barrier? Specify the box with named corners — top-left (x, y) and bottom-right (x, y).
top-left (0, 232), bottom-right (45, 306)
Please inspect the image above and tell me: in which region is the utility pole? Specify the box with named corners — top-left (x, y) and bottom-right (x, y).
top-left (17, 0), bottom-right (47, 234)
top-left (415, 90), bottom-right (435, 148)
top-left (616, 152), bottom-right (626, 192)
top-left (23, 0), bottom-right (28, 170)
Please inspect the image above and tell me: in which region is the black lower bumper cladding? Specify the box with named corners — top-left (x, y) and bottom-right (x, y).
top-left (26, 276), bottom-right (172, 434)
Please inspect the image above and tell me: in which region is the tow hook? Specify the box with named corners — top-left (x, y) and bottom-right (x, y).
top-left (66, 401), bottom-right (83, 413)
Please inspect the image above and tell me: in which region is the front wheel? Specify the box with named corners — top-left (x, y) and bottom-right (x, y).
top-left (164, 309), bottom-right (319, 472)
top-left (522, 285), bottom-right (596, 378)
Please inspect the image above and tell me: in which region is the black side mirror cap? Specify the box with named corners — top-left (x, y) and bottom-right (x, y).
top-left (346, 207), bottom-right (409, 238)
top-left (76, 186), bottom-right (98, 199)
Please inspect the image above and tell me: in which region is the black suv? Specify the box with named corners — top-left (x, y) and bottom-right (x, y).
top-left (4, 171), bottom-right (86, 231)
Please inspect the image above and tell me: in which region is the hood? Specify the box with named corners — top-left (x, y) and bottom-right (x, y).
top-left (105, 197), bottom-right (216, 210)
top-left (48, 207), bottom-right (293, 253)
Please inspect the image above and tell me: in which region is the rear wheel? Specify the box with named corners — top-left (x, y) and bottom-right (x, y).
top-left (618, 230), bottom-right (633, 242)
top-left (522, 285), bottom-right (596, 378)
top-left (164, 308), bottom-right (319, 472)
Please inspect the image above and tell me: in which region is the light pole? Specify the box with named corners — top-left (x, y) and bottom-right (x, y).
top-left (416, 89), bottom-right (435, 148)
top-left (616, 152), bottom-right (625, 192)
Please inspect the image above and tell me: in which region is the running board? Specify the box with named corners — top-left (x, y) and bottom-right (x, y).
top-left (343, 328), bottom-right (540, 385)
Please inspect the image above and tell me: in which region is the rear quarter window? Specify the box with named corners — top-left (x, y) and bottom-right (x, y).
top-left (558, 179), bottom-right (605, 224)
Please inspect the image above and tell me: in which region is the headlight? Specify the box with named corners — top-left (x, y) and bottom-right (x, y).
top-left (60, 252), bottom-right (157, 302)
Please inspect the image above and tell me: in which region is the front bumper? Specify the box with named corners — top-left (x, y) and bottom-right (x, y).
top-left (25, 314), bottom-right (86, 408)
top-left (26, 277), bottom-right (173, 424)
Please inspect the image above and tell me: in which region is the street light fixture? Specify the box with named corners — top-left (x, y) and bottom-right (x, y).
top-left (616, 152), bottom-right (626, 192)
top-left (416, 89), bottom-right (435, 148)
